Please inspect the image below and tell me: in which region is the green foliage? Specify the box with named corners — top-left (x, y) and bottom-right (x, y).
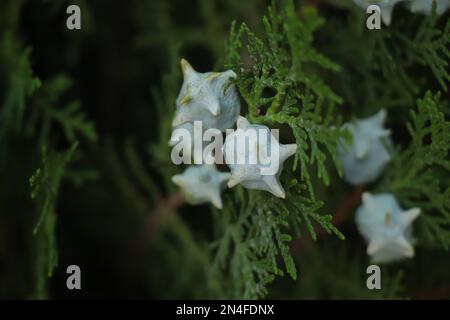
top-left (213, 183), bottom-right (345, 299)
top-left (0, 0), bottom-right (40, 134)
top-left (272, 244), bottom-right (405, 299)
top-left (26, 74), bottom-right (97, 297)
top-left (149, 1), bottom-right (450, 299)
top-left (26, 74), bottom-right (96, 297)
top-left (28, 75), bottom-right (97, 144)
top-left (208, 1), bottom-right (347, 299)
top-left (226, 1), bottom-right (348, 194)
top-left (400, 3), bottom-right (450, 90)
top-left (27, 88), bottom-right (95, 298)
top-left (29, 143), bottom-right (78, 298)
top-left (0, 32), bottom-right (41, 133)
top-left (321, 2), bottom-right (450, 116)
top-left (378, 92), bottom-right (450, 250)
top-left (368, 4), bottom-right (450, 99)
top-left (0, 0), bottom-right (96, 296)
top-left (2, 0), bottom-right (450, 300)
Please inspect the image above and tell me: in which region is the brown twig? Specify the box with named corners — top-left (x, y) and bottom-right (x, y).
top-left (144, 193), bottom-right (185, 241)
top-left (412, 284), bottom-right (450, 299)
top-left (332, 185), bottom-right (364, 226)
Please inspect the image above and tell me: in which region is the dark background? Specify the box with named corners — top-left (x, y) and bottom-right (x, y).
top-left (1, 0), bottom-right (449, 299)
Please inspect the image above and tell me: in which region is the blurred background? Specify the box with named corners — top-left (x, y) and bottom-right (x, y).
top-left (0, 0), bottom-right (449, 299)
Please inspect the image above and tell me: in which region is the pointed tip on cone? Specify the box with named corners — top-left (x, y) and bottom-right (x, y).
top-left (180, 58), bottom-right (189, 69)
top-left (367, 240), bottom-right (382, 255)
top-left (172, 114), bottom-right (186, 127)
top-left (171, 175), bottom-right (182, 186)
top-left (396, 236), bottom-right (414, 257)
top-left (264, 176), bottom-right (286, 198)
top-left (211, 197), bottom-right (223, 209)
top-left (281, 144), bottom-right (297, 161)
top-left (362, 192), bottom-right (373, 204)
top-left (228, 176), bottom-right (241, 188)
top-left (371, 108), bottom-right (387, 127)
top-left (208, 100), bottom-right (220, 116)
top-left (409, 208), bottom-right (421, 220)
top-left (272, 187), bottom-right (285, 199)
top-left (236, 116), bottom-right (250, 130)
top-left (404, 208), bottom-right (421, 224)
top-left (180, 58), bottom-right (196, 79)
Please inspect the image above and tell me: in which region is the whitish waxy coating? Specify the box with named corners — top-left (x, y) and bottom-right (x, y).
top-left (356, 193), bottom-right (421, 263)
top-left (353, 0), bottom-right (450, 25)
top-left (172, 59), bottom-right (240, 132)
top-left (223, 116), bottom-right (297, 198)
top-left (172, 165), bottom-right (230, 209)
top-left (407, 0), bottom-right (450, 15)
top-left (338, 110), bottom-right (392, 185)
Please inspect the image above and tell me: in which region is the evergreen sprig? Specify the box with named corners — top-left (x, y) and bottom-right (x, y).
top-left (29, 75), bottom-right (97, 143)
top-left (25, 73), bottom-right (97, 299)
top-left (319, 2), bottom-right (450, 117)
top-left (29, 142), bottom-right (78, 298)
top-left (226, 0), bottom-right (348, 195)
top-left (400, 2), bottom-right (450, 90)
top-left (0, 32), bottom-right (41, 133)
top-left (379, 91), bottom-right (450, 250)
top-left (211, 0), bottom-right (346, 299)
